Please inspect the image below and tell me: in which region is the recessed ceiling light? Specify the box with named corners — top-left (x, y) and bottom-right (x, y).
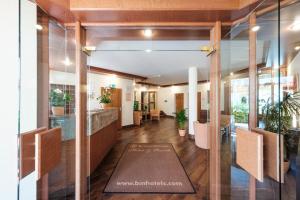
top-left (295, 46), bottom-right (300, 51)
top-left (143, 29), bottom-right (153, 38)
top-left (145, 49), bottom-right (152, 53)
top-left (251, 25), bottom-right (260, 32)
top-left (85, 46), bottom-right (96, 51)
top-left (62, 57), bottom-right (72, 66)
top-left (289, 22), bottom-right (300, 31)
top-left (35, 24), bottom-right (43, 31)
top-left (230, 72), bottom-right (234, 76)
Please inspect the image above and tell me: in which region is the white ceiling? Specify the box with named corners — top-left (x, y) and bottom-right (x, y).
top-left (87, 40), bottom-right (265, 85)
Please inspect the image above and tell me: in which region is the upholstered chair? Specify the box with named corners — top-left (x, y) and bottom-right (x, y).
top-left (150, 109), bottom-right (160, 121)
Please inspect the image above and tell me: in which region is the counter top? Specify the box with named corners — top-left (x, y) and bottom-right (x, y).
top-left (87, 108), bottom-right (118, 135)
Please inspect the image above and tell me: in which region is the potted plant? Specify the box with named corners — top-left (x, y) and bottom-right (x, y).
top-left (261, 91), bottom-right (300, 173)
top-left (176, 109), bottom-right (187, 136)
top-left (96, 88), bottom-right (112, 108)
top-left (133, 101), bottom-right (142, 125)
top-left (50, 89), bottom-right (72, 116)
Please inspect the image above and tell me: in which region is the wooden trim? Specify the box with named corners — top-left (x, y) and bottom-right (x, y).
top-left (209, 21), bottom-right (221, 200)
top-left (89, 66), bottom-right (147, 81)
top-left (75, 21), bottom-right (87, 200)
top-left (249, 13), bottom-right (257, 130)
top-left (136, 81), bottom-right (160, 87)
top-left (161, 80), bottom-right (209, 87)
top-left (248, 13), bottom-right (257, 200)
top-left (66, 21), bottom-right (232, 28)
top-left (255, 0), bottom-right (297, 17)
top-left (35, 127), bottom-right (61, 180)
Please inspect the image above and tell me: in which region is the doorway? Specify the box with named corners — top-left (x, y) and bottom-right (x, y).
top-left (175, 93), bottom-right (184, 113)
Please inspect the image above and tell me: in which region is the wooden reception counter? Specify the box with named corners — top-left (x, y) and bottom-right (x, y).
top-left (49, 108), bottom-right (118, 195)
top-left (87, 108), bottom-right (118, 172)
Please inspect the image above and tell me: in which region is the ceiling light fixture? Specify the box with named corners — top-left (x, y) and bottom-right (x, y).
top-left (35, 24), bottom-right (43, 31)
top-left (84, 46), bottom-right (96, 51)
top-left (289, 22), bottom-right (300, 31)
top-left (145, 49), bottom-right (152, 53)
top-left (251, 25), bottom-right (260, 32)
top-left (230, 72), bottom-right (234, 76)
top-left (295, 46), bottom-right (300, 51)
top-left (63, 57), bottom-right (72, 66)
top-left (143, 29), bottom-right (153, 38)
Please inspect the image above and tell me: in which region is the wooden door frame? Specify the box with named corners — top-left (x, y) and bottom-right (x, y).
top-left (209, 21), bottom-right (221, 200)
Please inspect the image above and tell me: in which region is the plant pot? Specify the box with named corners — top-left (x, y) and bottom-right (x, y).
top-left (178, 129), bottom-right (186, 137)
top-left (52, 106), bottom-right (64, 116)
top-left (101, 103), bottom-right (110, 109)
top-left (283, 160), bottom-right (290, 174)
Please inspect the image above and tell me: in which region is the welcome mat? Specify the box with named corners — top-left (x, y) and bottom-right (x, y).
top-left (104, 143), bottom-right (195, 194)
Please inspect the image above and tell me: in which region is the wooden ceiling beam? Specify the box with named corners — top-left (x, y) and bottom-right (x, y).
top-left (70, 0), bottom-right (240, 11)
top-left (88, 66), bottom-right (147, 81)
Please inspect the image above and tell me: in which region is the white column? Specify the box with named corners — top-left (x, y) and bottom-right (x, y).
top-left (188, 67), bottom-right (198, 136)
top-left (0, 0), bottom-right (19, 199)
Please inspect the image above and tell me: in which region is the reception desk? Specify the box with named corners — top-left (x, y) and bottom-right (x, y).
top-left (49, 108), bottom-right (118, 194)
top-left (87, 108), bottom-right (118, 172)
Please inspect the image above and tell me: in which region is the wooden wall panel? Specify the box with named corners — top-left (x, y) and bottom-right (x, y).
top-left (20, 127), bottom-right (47, 179)
top-left (35, 127), bottom-right (62, 180)
top-left (236, 128), bottom-right (264, 182)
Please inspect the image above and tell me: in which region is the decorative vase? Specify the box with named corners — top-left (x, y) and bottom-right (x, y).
top-left (52, 106), bottom-right (64, 116)
top-left (178, 129), bottom-right (186, 137)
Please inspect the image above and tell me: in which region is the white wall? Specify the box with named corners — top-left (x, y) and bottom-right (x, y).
top-left (0, 0), bottom-right (19, 199)
top-left (288, 52), bottom-right (300, 88)
top-left (19, 1), bottom-right (37, 199)
top-left (50, 70), bottom-right (135, 127)
top-left (157, 82), bottom-right (225, 117)
top-left (88, 73), bottom-right (134, 126)
top-left (288, 52), bottom-right (300, 127)
top-left (50, 70), bottom-right (76, 85)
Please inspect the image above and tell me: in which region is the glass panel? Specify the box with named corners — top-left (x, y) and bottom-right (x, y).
top-left (279, 1), bottom-right (300, 199)
top-left (19, 1), bottom-right (76, 199)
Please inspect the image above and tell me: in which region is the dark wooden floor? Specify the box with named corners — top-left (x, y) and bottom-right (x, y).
top-left (50, 117), bottom-right (297, 200)
top-left (88, 118), bottom-right (209, 200)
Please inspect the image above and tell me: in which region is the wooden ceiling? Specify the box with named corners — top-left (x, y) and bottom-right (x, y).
top-left (36, 0), bottom-right (272, 25)
top-left (35, 0), bottom-right (282, 41)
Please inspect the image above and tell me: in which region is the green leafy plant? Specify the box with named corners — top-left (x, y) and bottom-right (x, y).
top-left (50, 89), bottom-right (72, 107)
top-left (262, 91), bottom-right (300, 160)
top-left (97, 88), bottom-right (112, 104)
top-left (176, 109), bottom-right (187, 130)
top-left (133, 101), bottom-right (139, 111)
top-left (232, 96), bottom-right (249, 123)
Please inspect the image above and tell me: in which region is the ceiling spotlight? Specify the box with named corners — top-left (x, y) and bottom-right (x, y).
top-left (63, 57), bottom-right (72, 66)
top-left (145, 49), bottom-right (152, 53)
top-left (289, 22), bottom-right (300, 31)
top-left (251, 25), bottom-right (260, 32)
top-left (143, 29), bottom-right (153, 38)
top-left (295, 46), bottom-right (300, 51)
top-left (230, 72), bottom-right (234, 76)
top-left (35, 24), bottom-right (43, 31)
